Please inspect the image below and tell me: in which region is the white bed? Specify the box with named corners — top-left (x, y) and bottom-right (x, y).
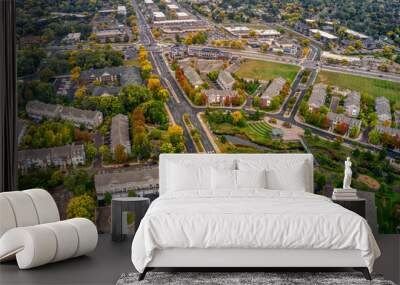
top-left (131, 154), bottom-right (380, 280)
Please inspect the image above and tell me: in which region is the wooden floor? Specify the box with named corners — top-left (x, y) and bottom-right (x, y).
top-left (0, 234), bottom-right (398, 285)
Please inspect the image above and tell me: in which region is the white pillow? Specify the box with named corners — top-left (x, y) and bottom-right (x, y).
top-left (237, 158), bottom-right (309, 192)
top-left (236, 169), bottom-right (267, 189)
top-left (167, 162), bottom-right (212, 191)
top-left (266, 167), bottom-right (307, 192)
top-left (212, 168), bottom-right (237, 191)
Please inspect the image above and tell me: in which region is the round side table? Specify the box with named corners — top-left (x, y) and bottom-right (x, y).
top-left (111, 197), bottom-right (150, 242)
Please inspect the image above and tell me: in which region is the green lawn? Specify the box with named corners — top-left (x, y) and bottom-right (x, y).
top-left (304, 135), bottom-right (400, 233)
top-left (247, 121), bottom-right (272, 139)
top-left (317, 70), bottom-right (400, 103)
top-left (235, 59), bottom-right (300, 83)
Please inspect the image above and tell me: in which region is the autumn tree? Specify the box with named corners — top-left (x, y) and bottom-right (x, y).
top-left (71, 66), bottom-right (81, 81)
top-left (231, 111), bottom-right (244, 126)
top-left (335, 122), bottom-right (349, 135)
top-left (67, 194), bottom-right (97, 222)
top-left (99, 144), bottom-right (111, 161)
top-left (85, 143), bottom-right (97, 162)
top-left (74, 86), bottom-right (87, 99)
top-left (131, 107), bottom-right (151, 160)
top-left (160, 142), bottom-right (174, 153)
top-left (368, 129), bottom-right (381, 145)
top-left (114, 144), bottom-right (128, 163)
top-left (168, 125), bottom-right (184, 146)
top-left (147, 77), bottom-right (161, 93)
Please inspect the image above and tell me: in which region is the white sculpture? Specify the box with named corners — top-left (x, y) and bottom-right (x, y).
top-left (343, 157), bottom-right (352, 190)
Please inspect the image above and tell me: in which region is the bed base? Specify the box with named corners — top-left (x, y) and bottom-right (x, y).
top-left (138, 267), bottom-right (371, 281)
top-left (138, 248), bottom-right (372, 281)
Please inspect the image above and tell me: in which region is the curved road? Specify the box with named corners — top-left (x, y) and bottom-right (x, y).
top-left (132, 0), bottom-right (400, 159)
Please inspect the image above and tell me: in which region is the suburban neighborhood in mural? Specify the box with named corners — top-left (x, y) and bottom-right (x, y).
top-left (16, 0), bottom-right (400, 234)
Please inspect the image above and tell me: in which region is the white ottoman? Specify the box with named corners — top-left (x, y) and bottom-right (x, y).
top-left (0, 189), bottom-right (98, 269)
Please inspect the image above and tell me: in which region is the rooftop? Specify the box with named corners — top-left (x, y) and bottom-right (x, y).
top-left (217, 70), bottom-right (235, 89)
top-left (344, 91), bottom-right (361, 107)
top-left (375, 125), bottom-right (400, 137)
top-left (375, 96), bottom-right (391, 116)
top-left (111, 114), bottom-right (130, 152)
top-left (196, 59), bottom-right (224, 74)
top-left (255, 29), bottom-right (280, 37)
top-left (261, 77), bottom-right (286, 100)
top-left (310, 29), bottom-right (338, 40)
top-left (176, 12), bottom-right (189, 17)
top-left (308, 83), bottom-right (327, 108)
top-left (60, 106), bottom-right (101, 121)
top-left (321, 51), bottom-right (360, 62)
top-left (95, 167), bottom-right (159, 194)
top-left (153, 11), bottom-right (166, 18)
top-left (182, 66), bottom-right (203, 87)
top-left (225, 26), bottom-right (250, 33)
top-left (81, 66), bottom-right (142, 86)
top-left (203, 89), bottom-right (238, 97)
top-left (167, 4), bottom-right (179, 9)
top-left (95, 29), bottom-right (124, 37)
top-left (345, 29), bottom-right (369, 39)
top-left (327, 112), bottom-right (361, 128)
top-left (18, 144), bottom-right (85, 161)
top-left (26, 100), bottom-right (62, 115)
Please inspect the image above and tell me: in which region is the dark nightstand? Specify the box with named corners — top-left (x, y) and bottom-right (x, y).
top-left (332, 198), bottom-right (366, 218)
top-left (111, 197), bottom-right (150, 242)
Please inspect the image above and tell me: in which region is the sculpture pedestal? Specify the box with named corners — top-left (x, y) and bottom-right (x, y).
top-left (332, 188), bottom-right (358, 200)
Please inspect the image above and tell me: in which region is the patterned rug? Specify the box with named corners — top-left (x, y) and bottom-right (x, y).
top-left (117, 271), bottom-right (395, 285)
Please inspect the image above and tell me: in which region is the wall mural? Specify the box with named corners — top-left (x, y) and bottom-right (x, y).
top-left (16, 0), bottom-right (400, 234)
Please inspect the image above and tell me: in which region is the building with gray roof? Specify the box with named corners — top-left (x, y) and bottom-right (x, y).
top-left (203, 89), bottom-right (238, 105)
top-left (375, 96), bottom-right (392, 123)
top-left (81, 66), bottom-right (142, 86)
top-left (182, 66), bottom-right (203, 88)
top-left (217, 70), bottom-right (235, 90)
top-left (111, 114), bottom-right (131, 158)
top-left (26, 100), bottom-right (62, 120)
top-left (375, 125), bottom-right (400, 137)
top-left (60, 106), bottom-right (103, 129)
top-left (94, 167), bottom-right (159, 199)
top-left (327, 112), bottom-right (362, 130)
top-left (196, 59), bottom-right (224, 75)
top-left (26, 100), bottom-right (103, 129)
top-left (260, 77), bottom-right (286, 107)
top-left (18, 144), bottom-right (85, 170)
top-left (308, 83), bottom-right (327, 111)
top-left (344, 91), bottom-right (361, 117)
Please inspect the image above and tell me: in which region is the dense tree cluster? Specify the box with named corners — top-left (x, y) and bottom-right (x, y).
top-left (175, 67), bottom-right (207, 106)
top-left (138, 46), bottom-right (152, 80)
top-left (66, 194), bottom-right (97, 222)
top-left (184, 31), bottom-right (208, 45)
top-left (219, 0), bottom-right (400, 41)
top-left (64, 169), bottom-right (95, 196)
top-left (205, 109), bottom-right (246, 127)
top-left (131, 107), bottom-right (152, 160)
top-left (68, 46), bottom-right (124, 71)
top-left (17, 47), bottom-right (46, 77)
top-left (18, 168), bottom-right (64, 190)
top-left (20, 121), bottom-right (75, 149)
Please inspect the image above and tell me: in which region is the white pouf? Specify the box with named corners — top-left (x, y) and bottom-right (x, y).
top-left (0, 189), bottom-right (98, 269)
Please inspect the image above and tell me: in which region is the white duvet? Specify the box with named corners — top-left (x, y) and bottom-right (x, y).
top-left (131, 190), bottom-right (380, 273)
